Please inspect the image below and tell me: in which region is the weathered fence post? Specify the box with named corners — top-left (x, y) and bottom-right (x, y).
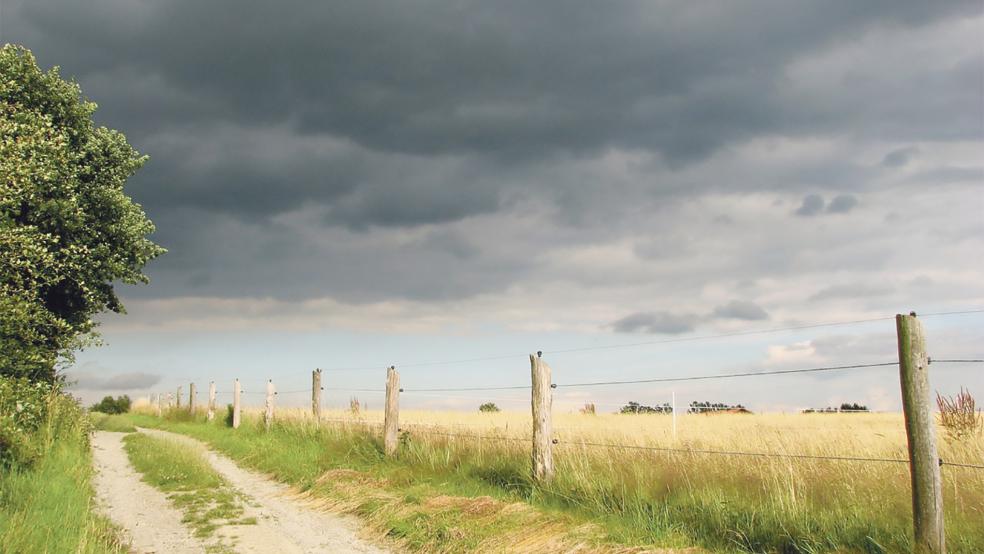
top-left (312, 368), bottom-right (322, 423)
top-left (383, 366), bottom-right (400, 457)
top-left (531, 351), bottom-right (554, 483)
top-left (176, 385), bottom-right (182, 408)
top-left (264, 379), bottom-right (275, 430)
top-left (167, 392), bottom-right (173, 409)
top-left (189, 382), bottom-right (196, 413)
top-left (207, 381), bottom-right (216, 421)
top-left (897, 312), bottom-right (945, 553)
top-left (156, 393), bottom-right (162, 417)
top-left (233, 378), bottom-right (242, 429)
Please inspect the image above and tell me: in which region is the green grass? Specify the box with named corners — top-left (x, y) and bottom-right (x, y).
top-left (89, 412), bottom-right (137, 432)
top-left (0, 378), bottom-right (125, 553)
top-left (122, 432), bottom-right (254, 550)
top-left (120, 411), bottom-right (984, 553)
top-left (121, 413), bottom-right (690, 552)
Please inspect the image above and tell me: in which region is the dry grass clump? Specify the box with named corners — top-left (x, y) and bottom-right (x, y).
top-left (937, 388), bottom-right (983, 439)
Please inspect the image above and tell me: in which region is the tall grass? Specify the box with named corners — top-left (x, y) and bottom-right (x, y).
top-left (131, 407), bottom-right (984, 553)
top-left (0, 377), bottom-right (124, 553)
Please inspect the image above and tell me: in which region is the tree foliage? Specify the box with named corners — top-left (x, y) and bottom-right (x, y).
top-left (89, 395), bottom-right (131, 415)
top-left (619, 401), bottom-right (672, 414)
top-left (1, 45), bottom-right (164, 381)
top-left (478, 402), bottom-right (500, 413)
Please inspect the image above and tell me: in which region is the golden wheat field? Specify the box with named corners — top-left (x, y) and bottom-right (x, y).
top-left (238, 406), bottom-right (984, 512)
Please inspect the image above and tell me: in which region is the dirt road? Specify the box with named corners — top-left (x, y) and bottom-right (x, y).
top-left (91, 431), bottom-right (207, 553)
top-left (91, 429), bottom-right (388, 554)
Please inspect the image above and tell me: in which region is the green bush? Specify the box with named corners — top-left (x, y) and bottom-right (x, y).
top-left (0, 375), bottom-right (121, 551)
top-left (0, 377), bottom-right (56, 467)
top-left (90, 395), bottom-right (131, 414)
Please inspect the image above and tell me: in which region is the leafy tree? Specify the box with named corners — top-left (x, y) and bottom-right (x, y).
top-left (619, 401), bottom-right (672, 414)
top-left (688, 401), bottom-right (748, 414)
top-left (89, 395), bottom-right (131, 414)
top-left (1, 45), bottom-right (164, 381)
top-left (478, 402), bottom-right (500, 413)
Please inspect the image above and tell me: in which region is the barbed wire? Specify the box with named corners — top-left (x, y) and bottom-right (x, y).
top-left (311, 308), bottom-right (983, 372)
top-left (941, 461), bottom-right (984, 470)
top-left (404, 428), bottom-right (532, 443)
top-left (555, 361), bottom-right (900, 388)
top-left (558, 440), bottom-right (911, 464)
top-left (393, 426), bottom-right (982, 469)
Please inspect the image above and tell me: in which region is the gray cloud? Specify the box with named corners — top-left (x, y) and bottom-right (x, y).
top-left (68, 371), bottom-right (161, 391)
top-left (809, 283), bottom-right (894, 301)
top-left (712, 300), bottom-right (769, 321)
top-left (795, 194), bottom-right (825, 216)
top-left (611, 311), bottom-right (700, 335)
top-left (882, 146), bottom-right (919, 167)
top-left (826, 194), bottom-right (858, 214)
top-left (2, 0), bottom-right (981, 309)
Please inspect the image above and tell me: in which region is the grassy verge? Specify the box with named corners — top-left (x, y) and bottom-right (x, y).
top-left (121, 412), bottom-right (694, 552)
top-left (122, 432), bottom-right (255, 551)
top-left (121, 410), bottom-right (984, 553)
top-left (0, 378), bottom-right (125, 553)
top-left (90, 412), bottom-right (137, 433)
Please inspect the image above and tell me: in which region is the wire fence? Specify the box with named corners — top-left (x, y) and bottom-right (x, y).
top-left (153, 309), bottom-right (984, 475)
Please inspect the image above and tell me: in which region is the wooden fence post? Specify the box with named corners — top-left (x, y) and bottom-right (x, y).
top-left (897, 312), bottom-right (945, 553)
top-left (189, 382), bottom-right (196, 413)
top-left (312, 368), bottom-right (322, 423)
top-left (264, 379), bottom-right (275, 430)
top-left (176, 385), bottom-right (182, 409)
top-left (233, 378), bottom-right (242, 429)
top-left (207, 381), bottom-right (216, 421)
top-left (156, 393), bottom-right (162, 417)
top-left (531, 351), bottom-right (554, 483)
top-left (167, 392), bottom-right (173, 409)
top-left (384, 366), bottom-right (400, 457)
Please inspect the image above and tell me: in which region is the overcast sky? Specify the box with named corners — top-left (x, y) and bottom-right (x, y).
top-left (3, 1), bottom-right (982, 412)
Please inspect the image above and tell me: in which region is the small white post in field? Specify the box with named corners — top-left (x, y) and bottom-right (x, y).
top-left (176, 385), bottom-right (182, 409)
top-left (672, 391), bottom-right (677, 440)
top-left (312, 368), bottom-right (323, 423)
top-left (531, 351), bottom-right (554, 483)
top-left (383, 366), bottom-right (400, 457)
top-left (156, 393), bottom-right (162, 417)
top-left (207, 381), bottom-right (216, 421)
top-left (264, 379), bottom-right (276, 430)
top-left (896, 312), bottom-right (945, 553)
top-left (167, 392), bottom-right (173, 409)
top-left (232, 378), bottom-right (242, 429)
top-left (189, 382), bottom-right (196, 413)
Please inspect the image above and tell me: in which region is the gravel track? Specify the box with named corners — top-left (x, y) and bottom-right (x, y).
top-left (90, 428), bottom-right (388, 554)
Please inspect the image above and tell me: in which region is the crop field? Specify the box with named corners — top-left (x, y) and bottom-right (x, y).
top-left (128, 403), bottom-right (984, 552)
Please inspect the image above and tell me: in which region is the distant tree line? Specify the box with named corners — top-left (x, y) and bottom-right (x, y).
top-left (619, 401), bottom-right (672, 414)
top-left (688, 401), bottom-right (749, 414)
top-left (802, 402), bottom-right (868, 413)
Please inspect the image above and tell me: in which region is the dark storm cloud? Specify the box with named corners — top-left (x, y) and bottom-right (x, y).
top-left (2, 0), bottom-right (980, 305)
top-left (68, 371), bottom-right (161, 391)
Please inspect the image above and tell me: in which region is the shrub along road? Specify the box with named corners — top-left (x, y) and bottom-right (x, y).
top-left (91, 429), bottom-right (387, 554)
